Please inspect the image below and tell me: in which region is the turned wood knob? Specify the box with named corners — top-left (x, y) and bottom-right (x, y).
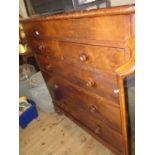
top-left (79, 53), bottom-right (88, 62)
top-left (38, 45), bottom-right (43, 51)
top-left (45, 65), bottom-right (52, 70)
top-left (90, 105), bottom-right (97, 113)
top-left (114, 89), bottom-right (119, 94)
top-left (58, 101), bottom-right (65, 106)
top-left (53, 84), bottom-right (59, 89)
top-left (95, 126), bottom-right (101, 134)
top-left (60, 101), bottom-right (66, 106)
top-left (35, 30), bottom-right (40, 36)
top-left (86, 79), bottom-right (95, 87)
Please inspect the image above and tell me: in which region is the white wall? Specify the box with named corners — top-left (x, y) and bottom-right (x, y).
top-left (111, 0), bottom-right (135, 6)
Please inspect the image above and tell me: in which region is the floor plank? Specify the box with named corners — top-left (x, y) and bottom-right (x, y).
top-left (20, 110), bottom-right (115, 155)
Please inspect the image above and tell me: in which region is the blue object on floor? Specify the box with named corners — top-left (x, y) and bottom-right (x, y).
top-left (19, 99), bottom-right (38, 128)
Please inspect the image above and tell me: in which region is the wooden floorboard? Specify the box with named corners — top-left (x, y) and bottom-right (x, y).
top-left (19, 110), bottom-right (115, 155)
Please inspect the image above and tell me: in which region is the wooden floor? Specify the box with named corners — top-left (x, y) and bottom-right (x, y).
top-left (20, 110), bottom-right (115, 155)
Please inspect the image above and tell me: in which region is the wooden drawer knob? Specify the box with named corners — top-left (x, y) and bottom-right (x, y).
top-left (86, 79), bottom-right (95, 87)
top-left (54, 84), bottom-right (59, 89)
top-left (79, 53), bottom-right (88, 62)
top-left (45, 65), bottom-right (52, 70)
top-left (61, 101), bottom-right (67, 106)
top-left (90, 105), bottom-right (97, 113)
top-left (114, 89), bottom-right (119, 94)
top-left (35, 30), bottom-right (40, 36)
top-left (38, 45), bottom-right (43, 51)
top-left (95, 126), bottom-right (101, 134)
top-left (58, 101), bottom-right (65, 106)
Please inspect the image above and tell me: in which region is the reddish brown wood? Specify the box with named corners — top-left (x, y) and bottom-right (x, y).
top-left (35, 54), bottom-right (119, 103)
top-left (41, 71), bottom-right (122, 132)
top-left (21, 5), bottom-right (135, 155)
top-left (32, 39), bottom-right (127, 74)
top-left (56, 41), bottom-right (126, 73)
top-left (22, 15), bottom-right (130, 45)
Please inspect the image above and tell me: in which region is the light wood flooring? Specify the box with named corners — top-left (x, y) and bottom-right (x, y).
top-left (20, 110), bottom-right (115, 155)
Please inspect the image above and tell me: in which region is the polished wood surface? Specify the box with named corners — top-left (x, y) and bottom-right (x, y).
top-left (23, 16), bottom-right (130, 43)
top-left (35, 54), bottom-right (119, 103)
top-left (22, 5), bottom-right (134, 48)
top-left (21, 5), bottom-right (135, 155)
top-left (41, 71), bottom-right (121, 132)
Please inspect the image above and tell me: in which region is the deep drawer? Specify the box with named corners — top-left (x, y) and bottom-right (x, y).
top-left (22, 15), bottom-right (130, 43)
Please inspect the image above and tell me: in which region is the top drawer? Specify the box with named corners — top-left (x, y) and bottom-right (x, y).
top-left (22, 15), bottom-right (130, 43)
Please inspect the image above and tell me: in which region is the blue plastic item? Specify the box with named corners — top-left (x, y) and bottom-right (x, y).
top-left (19, 99), bottom-right (38, 128)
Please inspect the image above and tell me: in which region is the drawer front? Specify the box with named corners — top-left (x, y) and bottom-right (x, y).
top-left (41, 71), bottom-right (122, 132)
top-left (23, 15), bottom-right (130, 43)
top-left (42, 40), bottom-right (126, 73)
top-left (35, 54), bottom-right (119, 103)
top-left (28, 38), bottom-right (126, 73)
top-left (41, 72), bottom-right (124, 153)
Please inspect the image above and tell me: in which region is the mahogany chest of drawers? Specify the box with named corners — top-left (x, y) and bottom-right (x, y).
top-left (21, 5), bottom-right (135, 155)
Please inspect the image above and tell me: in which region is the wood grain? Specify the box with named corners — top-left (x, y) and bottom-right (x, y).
top-left (35, 54), bottom-right (119, 103)
top-left (21, 5), bottom-right (135, 155)
top-left (31, 39), bottom-right (127, 73)
top-left (20, 110), bottom-right (115, 155)
top-left (23, 15), bottom-right (130, 44)
top-left (41, 71), bottom-right (122, 132)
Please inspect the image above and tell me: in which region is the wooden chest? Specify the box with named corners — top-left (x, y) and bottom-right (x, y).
top-left (21, 5), bottom-right (135, 155)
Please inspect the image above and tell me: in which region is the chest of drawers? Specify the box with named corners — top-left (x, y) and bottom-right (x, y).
top-left (21, 5), bottom-right (135, 155)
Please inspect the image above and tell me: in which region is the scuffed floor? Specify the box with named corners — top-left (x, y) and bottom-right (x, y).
top-left (20, 110), bottom-right (115, 155)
